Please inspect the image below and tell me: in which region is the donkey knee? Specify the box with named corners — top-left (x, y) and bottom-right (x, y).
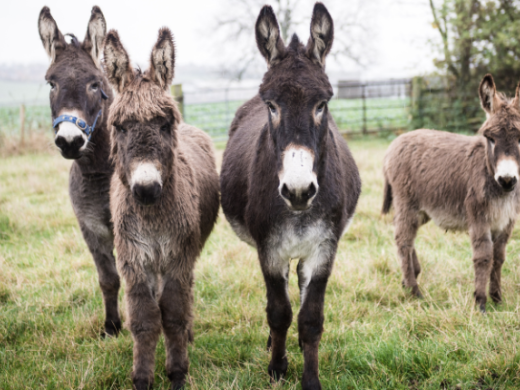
top-left (267, 304), bottom-right (293, 332)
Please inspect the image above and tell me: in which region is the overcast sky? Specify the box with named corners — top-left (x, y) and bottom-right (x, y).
top-left (0, 0), bottom-right (439, 80)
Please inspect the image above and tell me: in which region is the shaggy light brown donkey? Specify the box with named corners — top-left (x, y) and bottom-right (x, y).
top-left (383, 74), bottom-right (520, 312)
top-left (104, 28), bottom-right (219, 389)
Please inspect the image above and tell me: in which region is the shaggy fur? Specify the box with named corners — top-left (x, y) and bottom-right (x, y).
top-left (383, 74), bottom-right (520, 312)
top-left (105, 28), bottom-right (219, 390)
top-left (38, 6), bottom-right (122, 337)
top-left (220, 4), bottom-right (361, 390)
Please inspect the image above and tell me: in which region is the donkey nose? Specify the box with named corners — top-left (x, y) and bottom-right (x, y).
top-left (55, 134), bottom-right (85, 159)
top-left (498, 175), bottom-right (517, 192)
top-left (280, 182), bottom-right (317, 211)
top-left (132, 182), bottom-right (162, 206)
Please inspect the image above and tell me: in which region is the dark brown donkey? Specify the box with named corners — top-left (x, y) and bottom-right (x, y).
top-left (38, 6), bottom-right (121, 336)
top-left (220, 4), bottom-right (361, 389)
top-left (383, 74), bottom-right (520, 312)
top-left (104, 28), bottom-right (219, 390)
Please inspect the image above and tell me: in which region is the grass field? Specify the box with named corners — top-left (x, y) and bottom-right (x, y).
top-left (2, 138), bottom-right (520, 389)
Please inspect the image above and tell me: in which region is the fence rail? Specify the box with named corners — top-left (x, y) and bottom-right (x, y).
top-left (1, 78), bottom-right (418, 144)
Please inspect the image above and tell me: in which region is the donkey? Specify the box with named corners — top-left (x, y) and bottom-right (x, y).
top-left (104, 28), bottom-right (219, 390)
top-left (38, 6), bottom-right (122, 336)
top-left (382, 74), bottom-right (520, 312)
top-left (220, 4), bottom-right (361, 389)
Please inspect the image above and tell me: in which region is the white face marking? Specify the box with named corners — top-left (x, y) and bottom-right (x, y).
top-left (131, 162), bottom-right (162, 188)
top-left (495, 158), bottom-right (519, 183)
top-left (278, 146), bottom-right (319, 208)
top-left (55, 110), bottom-right (88, 151)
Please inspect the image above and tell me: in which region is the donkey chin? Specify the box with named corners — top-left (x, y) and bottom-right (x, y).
top-left (495, 159), bottom-right (519, 193)
top-left (130, 162), bottom-right (163, 206)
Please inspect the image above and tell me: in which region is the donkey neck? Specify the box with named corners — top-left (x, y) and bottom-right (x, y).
top-left (74, 115), bottom-right (113, 177)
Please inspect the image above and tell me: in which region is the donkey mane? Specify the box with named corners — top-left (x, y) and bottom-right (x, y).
top-left (64, 33), bottom-right (80, 47)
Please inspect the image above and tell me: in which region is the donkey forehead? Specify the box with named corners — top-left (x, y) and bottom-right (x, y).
top-left (47, 49), bottom-right (101, 81)
top-left (110, 85), bottom-right (176, 124)
top-left (483, 114), bottom-right (520, 137)
top-left (261, 80), bottom-right (332, 105)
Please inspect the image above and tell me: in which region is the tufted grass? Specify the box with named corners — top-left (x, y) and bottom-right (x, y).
top-left (2, 137), bottom-right (520, 389)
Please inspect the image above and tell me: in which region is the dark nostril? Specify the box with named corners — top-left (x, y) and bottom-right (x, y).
top-left (498, 176), bottom-right (517, 190)
top-left (281, 183), bottom-right (291, 200)
top-left (55, 136), bottom-right (66, 149)
top-left (306, 183), bottom-right (317, 200)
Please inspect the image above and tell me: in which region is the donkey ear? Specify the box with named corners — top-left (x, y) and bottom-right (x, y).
top-left (479, 74), bottom-right (500, 117)
top-left (38, 6), bottom-right (66, 63)
top-left (103, 30), bottom-right (133, 93)
top-left (83, 6), bottom-right (107, 69)
top-left (306, 2), bottom-right (334, 67)
top-left (255, 6), bottom-right (286, 67)
top-left (149, 28), bottom-right (176, 90)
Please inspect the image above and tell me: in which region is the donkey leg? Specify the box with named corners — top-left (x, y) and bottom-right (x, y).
top-left (412, 249), bottom-right (421, 279)
top-left (394, 210), bottom-right (422, 298)
top-left (490, 222), bottom-right (513, 304)
top-left (80, 225), bottom-right (121, 336)
top-left (261, 259), bottom-right (292, 383)
top-left (127, 281), bottom-right (162, 390)
top-left (470, 226), bottom-right (493, 313)
top-left (159, 276), bottom-right (193, 390)
top-left (297, 272), bottom-right (331, 390)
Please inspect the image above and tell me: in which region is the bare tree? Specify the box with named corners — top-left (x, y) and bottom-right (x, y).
top-left (212, 0), bottom-right (376, 80)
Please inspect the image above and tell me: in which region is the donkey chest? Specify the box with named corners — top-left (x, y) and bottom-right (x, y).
top-left (488, 195), bottom-right (518, 233)
top-left (268, 219), bottom-right (333, 261)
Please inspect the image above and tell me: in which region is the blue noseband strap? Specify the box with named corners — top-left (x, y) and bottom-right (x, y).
top-left (52, 88), bottom-right (109, 141)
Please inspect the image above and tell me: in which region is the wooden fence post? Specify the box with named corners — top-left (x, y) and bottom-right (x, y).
top-left (20, 104), bottom-right (25, 146)
top-left (411, 77), bottom-right (423, 129)
top-left (362, 83), bottom-right (367, 134)
top-left (171, 84), bottom-right (184, 119)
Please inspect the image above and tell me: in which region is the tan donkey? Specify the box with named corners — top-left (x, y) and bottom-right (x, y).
top-left (383, 74), bottom-right (520, 313)
top-left (104, 29), bottom-right (219, 389)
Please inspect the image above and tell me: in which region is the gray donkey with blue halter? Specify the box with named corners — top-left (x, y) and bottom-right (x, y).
top-left (38, 6), bottom-right (121, 336)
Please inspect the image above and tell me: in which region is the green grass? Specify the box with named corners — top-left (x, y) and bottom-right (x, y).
top-left (2, 138), bottom-right (520, 389)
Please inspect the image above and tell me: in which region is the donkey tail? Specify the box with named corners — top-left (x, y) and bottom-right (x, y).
top-left (382, 178), bottom-right (393, 214)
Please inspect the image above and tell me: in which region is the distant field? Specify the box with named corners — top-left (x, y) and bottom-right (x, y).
top-left (2, 139), bottom-right (520, 389)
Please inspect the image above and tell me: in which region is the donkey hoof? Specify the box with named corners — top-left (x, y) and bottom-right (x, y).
top-left (301, 374), bottom-right (322, 390)
top-left (168, 371), bottom-right (186, 390)
top-left (479, 304), bottom-right (487, 314)
top-left (411, 286), bottom-right (423, 299)
top-left (103, 319), bottom-right (122, 338)
top-left (266, 333), bottom-right (272, 351)
top-left (268, 358), bottom-right (288, 382)
top-left (490, 293), bottom-right (502, 304)
top-left (133, 378), bottom-right (153, 390)
top-left (171, 382), bottom-right (185, 390)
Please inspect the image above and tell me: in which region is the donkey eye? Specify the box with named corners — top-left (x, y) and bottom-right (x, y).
top-left (91, 83), bottom-right (99, 91)
top-left (48, 82), bottom-right (56, 90)
top-left (316, 102), bottom-right (326, 112)
top-left (486, 136), bottom-right (495, 145)
top-left (160, 123), bottom-right (170, 132)
top-left (116, 125), bottom-right (126, 134)
top-left (267, 102), bottom-right (277, 114)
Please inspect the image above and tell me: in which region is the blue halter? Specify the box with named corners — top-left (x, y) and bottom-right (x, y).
top-left (52, 89), bottom-right (108, 141)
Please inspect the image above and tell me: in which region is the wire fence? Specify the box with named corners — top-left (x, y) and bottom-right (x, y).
top-left (4, 78), bottom-right (485, 145)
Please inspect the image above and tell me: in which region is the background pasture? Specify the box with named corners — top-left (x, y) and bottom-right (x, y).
top-left (2, 138), bottom-right (520, 389)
